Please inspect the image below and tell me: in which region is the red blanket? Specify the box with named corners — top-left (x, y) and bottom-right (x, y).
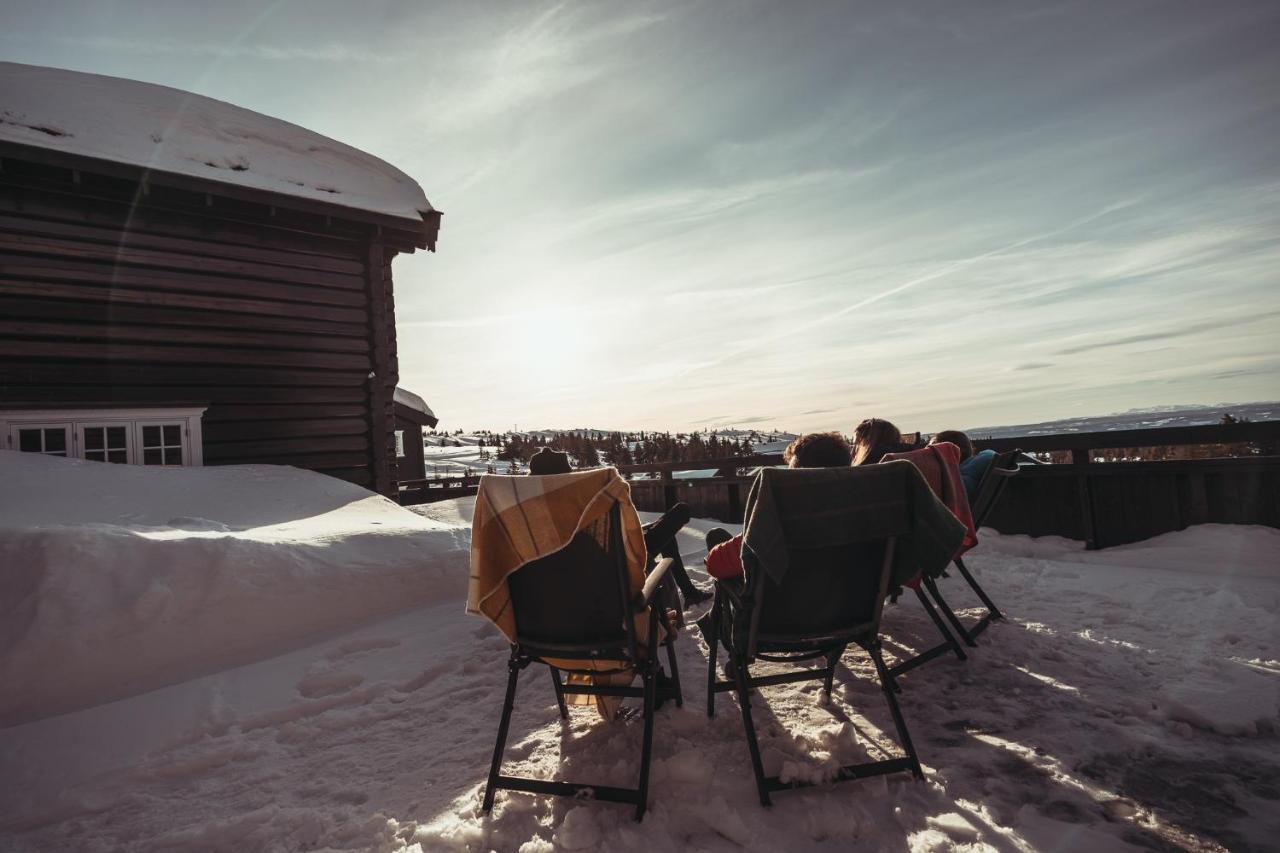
top-left (881, 442), bottom-right (977, 556)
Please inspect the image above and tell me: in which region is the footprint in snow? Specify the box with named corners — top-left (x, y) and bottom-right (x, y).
top-left (296, 671), bottom-right (364, 699)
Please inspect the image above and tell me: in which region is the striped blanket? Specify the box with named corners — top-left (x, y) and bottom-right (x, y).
top-left (467, 467), bottom-right (648, 643)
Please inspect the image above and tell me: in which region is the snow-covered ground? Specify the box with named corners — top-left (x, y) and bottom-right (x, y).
top-left (2, 455), bottom-right (1277, 852)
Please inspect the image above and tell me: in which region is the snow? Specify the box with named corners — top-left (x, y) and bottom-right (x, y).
top-left (0, 451), bottom-right (469, 727)
top-left (0, 62), bottom-right (434, 224)
top-left (394, 388), bottom-right (436, 422)
top-left (2, 474), bottom-right (1278, 851)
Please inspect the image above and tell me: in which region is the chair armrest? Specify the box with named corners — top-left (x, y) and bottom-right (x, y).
top-left (636, 556), bottom-right (675, 609)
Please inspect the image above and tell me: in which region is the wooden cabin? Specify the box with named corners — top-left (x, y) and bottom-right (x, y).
top-left (0, 62), bottom-right (440, 496)
top-left (393, 386), bottom-right (437, 484)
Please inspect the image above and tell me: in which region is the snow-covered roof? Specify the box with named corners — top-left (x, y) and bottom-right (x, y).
top-left (394, 387), bottom-right (437, 426)
top-left (0, 62), bottom-right (434, 226)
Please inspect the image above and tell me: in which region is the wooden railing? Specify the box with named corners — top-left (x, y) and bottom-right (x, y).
top-left (620, 421), bottom-right (1280, 549)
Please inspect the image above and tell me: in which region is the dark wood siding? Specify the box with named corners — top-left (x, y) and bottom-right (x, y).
top-left (0, 176), bottom-right (410, 493)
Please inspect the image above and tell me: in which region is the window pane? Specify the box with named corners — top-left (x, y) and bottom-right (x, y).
top-left (19, 429), bottom-right (41, 452)
top-left (143, 425), bottom-right (161, 446)
top-left (44, 429), bottom-right (66, 453)
top-left (107, 426), bottom-right (128, 447)
top-left (164, 447), bottom-right (183, 466)
top-left (86, 450), bottom-right (105, 462)
top-left (163, 425), bottom-right (181, 445)
top-left (85, 428), bottom-right (105, 450)
top-left (108, 450), bottom-right (129, 464)
top-left (144, 448), bottom-right (162, 465)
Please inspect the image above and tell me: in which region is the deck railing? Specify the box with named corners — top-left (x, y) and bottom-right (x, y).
top-left (619, 420), bottom-right (1280, 549)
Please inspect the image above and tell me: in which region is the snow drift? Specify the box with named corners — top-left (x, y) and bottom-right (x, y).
top-left (0, 451), bottom-right (469, 726)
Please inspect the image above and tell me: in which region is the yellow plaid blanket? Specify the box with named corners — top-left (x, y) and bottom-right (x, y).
top-left (467, 468), bottom-right (647, 643)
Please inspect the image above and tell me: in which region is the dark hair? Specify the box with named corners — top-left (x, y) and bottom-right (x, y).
top-left (931, 430), bottom-right (973, 461)
top-left (784, 432), bottom-right (852, 468)
top-left (851, 417), bottom-right (901, 465)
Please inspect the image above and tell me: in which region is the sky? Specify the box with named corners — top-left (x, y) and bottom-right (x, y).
top-left (3, 0), bottom-right (1279, 433)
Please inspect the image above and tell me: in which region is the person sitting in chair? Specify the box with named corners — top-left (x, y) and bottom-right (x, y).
top-left (700, 432), bottom-right (853, 581)
top-left (927, 429), bottom-right (996, 507)
top-left (528, 447), bottom-right (711, 607)
top-left (852, 417), bottom-right (918, 465)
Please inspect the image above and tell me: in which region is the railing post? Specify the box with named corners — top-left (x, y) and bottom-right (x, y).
top-left (1072, 448), bottom-right (1099, 549)
top-left (662, 466), bottom-right (676, 510)
top-left (728, 482), bottom-right (742, 523)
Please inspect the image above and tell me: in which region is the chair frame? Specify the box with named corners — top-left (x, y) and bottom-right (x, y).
top-left (921, 450), bottom-right (1020, 647)
top-left (481, 502), bottom-right (682, 821)
top-left (706, 535), bottom-right (924, 807)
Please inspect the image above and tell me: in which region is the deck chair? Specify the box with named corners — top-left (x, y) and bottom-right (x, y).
top-left (482, 501), bottom-right (682, 821)
top-left (922, 450), bottom-right (1020, 646)
top-left (705, 467), bottom-right (929, 806)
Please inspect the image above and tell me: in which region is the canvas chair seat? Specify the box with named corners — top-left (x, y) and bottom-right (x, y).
top-left (705, 466), bottom-right (946, 807)
top-left (472, 474), bottom-right (683, 822)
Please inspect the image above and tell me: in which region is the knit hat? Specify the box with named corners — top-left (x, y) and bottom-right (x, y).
top-left (528, 447), bottom-right (572, 475)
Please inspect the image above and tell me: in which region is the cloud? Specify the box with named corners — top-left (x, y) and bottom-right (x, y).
top-left (1053, 310), bottom-right (1280, 356)
top-left (0, 33), bottom-right (404, 63)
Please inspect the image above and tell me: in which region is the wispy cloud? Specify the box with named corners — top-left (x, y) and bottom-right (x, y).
top-left (0, 33), bottom-right (404, 63)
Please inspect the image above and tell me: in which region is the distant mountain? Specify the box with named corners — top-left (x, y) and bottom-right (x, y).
top-left (967, 401), bottom-right (1278, 439)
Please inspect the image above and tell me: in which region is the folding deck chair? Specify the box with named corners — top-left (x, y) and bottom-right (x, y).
top-left (482, 502), bottom-right (683, 821)
top-left (704, 470), bottom-right (925, 807)
top-left (920, 450), bottom-right (1020, 647)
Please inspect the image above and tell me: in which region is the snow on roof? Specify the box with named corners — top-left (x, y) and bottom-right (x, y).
top-left (394, 387), bottom-right (436, 424)
top-left (0, 62), bottom-right (434, 225)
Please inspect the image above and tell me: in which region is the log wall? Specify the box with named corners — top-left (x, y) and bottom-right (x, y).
top-left (0, 167), bottom-right (409, 492)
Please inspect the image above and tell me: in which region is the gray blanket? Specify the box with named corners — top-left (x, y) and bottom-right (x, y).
top-left (741, 461), bottom-right (965, 588)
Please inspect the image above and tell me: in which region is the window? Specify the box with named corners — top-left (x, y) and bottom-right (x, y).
top-left (16, 425), bottom-right (70, 456)
top-left (2, 407), bottom-right (205, 466)
top-left (139, 423), bottom-right (185, 466)
top-left (395, 430), bottom-right (406, 458)
top-left (81, 424), bottom-right (130, 463)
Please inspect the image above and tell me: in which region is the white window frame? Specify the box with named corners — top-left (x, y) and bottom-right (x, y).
top-left (9, 422), bottom-right (72, 457)
top-left (77, 421), bottom-right (134, 464)
top-left (0, 407), bottom-right (206, 466)
top-left (395, 429), bottom-right (406, 458)
top-left (135, 420), bottom-right (191, 467)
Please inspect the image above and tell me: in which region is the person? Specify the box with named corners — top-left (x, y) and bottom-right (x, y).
top-left (701, 432), bottom-right (852, 581)
top-left (930, 429), bottom-right (973, 461)
top-left (851, 417), bottom-right (917, 466)
top-left (925, 430), bottom-right (995, 507)
top-left (527, 447), bottom-right (711, 607)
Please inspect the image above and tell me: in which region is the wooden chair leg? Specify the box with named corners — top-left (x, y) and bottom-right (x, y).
top-left (823, 644), bottom-right (845, 698)
top-left (706, 595), bottom-right (722, 718)
top-left (635, 663), bottom-right (657, 821)
top-left (924, 578), bottom-right (977, 647)
top-left (549, 666), bottom-right (568, 719)
top-left (915, 585), bottom-right (967, 661)
top-left (483, 656), bottom-right (521, 812)
top-left (665, 639), bottom-right (683, 708)
top-left (732, 656), bottom-right (771, 807)
top-left (955, 557), bottom-right (1004, 620)
top-left (869, 643), bottom-right (923, 779)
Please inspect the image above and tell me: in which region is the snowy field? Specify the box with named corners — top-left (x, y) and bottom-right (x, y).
top-left (2, 460), bottom-right (1278, 852)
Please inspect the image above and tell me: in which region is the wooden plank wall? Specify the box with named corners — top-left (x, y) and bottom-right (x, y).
top-left (985, 458), bottom-right (1280, 547)
top-left (0, 179), bottom-right (394, 491)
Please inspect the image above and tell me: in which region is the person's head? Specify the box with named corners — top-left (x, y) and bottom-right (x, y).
top-left (851, 417), bottom-right (901, 465)
top-left (528, 447), bottom-right (572, 475)
top-left (930, 429), bottom-right (973, 461)
top-left (783, 432), bottom-right (852, 468)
